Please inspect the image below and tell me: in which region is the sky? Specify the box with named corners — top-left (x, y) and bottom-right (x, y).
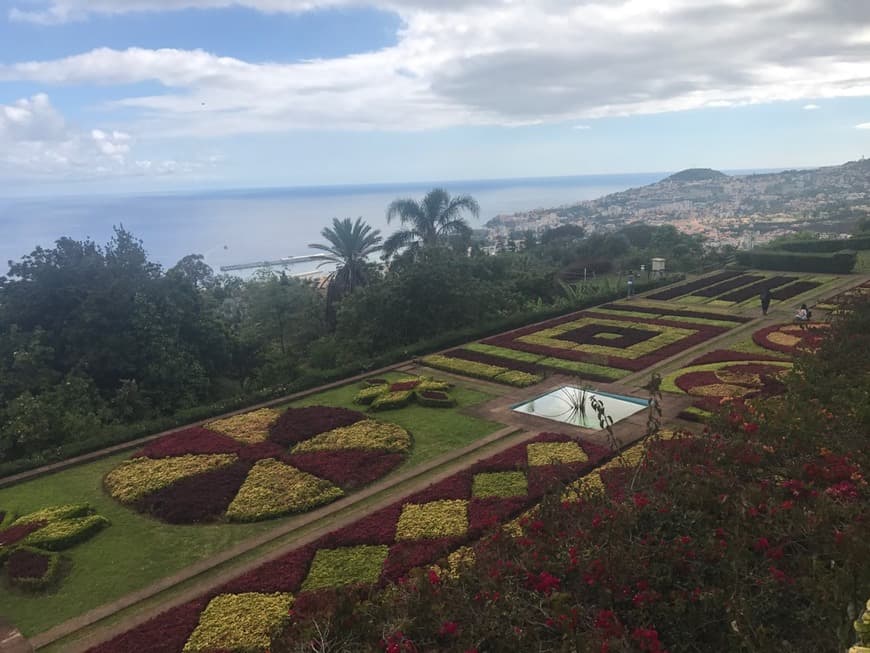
top-left (2, 0), bottom-right (870, 196)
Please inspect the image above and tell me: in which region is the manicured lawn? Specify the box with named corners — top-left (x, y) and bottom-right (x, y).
top-left (0, 372), bottom-right (503, 637)
top-left (287, 371), bottom-right (503, 468)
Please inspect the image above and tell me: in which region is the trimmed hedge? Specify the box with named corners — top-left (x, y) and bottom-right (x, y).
top-left (735, 249), bottom-right (856, 273)
top-left (23, 515), bottom-right (110, 551)
top-left (370, 390), bottom-right (414, 411)
top-left (771, 234), bottom-right (870, 253)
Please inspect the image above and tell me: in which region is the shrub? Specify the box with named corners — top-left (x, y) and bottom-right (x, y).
top-left (395, 500), bottom-right (470, 541)
top-left (353, 384), bottom-right (389, 405)
top-left (735, 249), bottom-right (857, 273)
top-left (416, 390), bottom-right (456, 408)
top-left (370, 390), bottom-right (414, 411)
top-left (268, 406), bottom-right (366, 446)
top-left (225, 459), bottom-right (343, 522)
top-left (183, 592), bottom-right (293, 653)
top-left (301, 545), bottom-right (390, 592)
top-left (23, 514), bottom-right (109, 551)
top-left (204, 408), bottom-right (280, 445)
top-left (772, 235), bottom-right (870, 253)
top-left (6, 546), bottom-right (62, 591)
top-left (290, 420), bottom-right (411, 454)
top-left (12, 503), bottom-right (91, 526)
top-left (104, 454), bottom-right (238, 503)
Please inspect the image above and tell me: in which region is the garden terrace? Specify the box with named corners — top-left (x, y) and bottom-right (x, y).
top-left (0, 371), bottom-right (502, 639)
top-left (85, 433), bottom-right (611, 653)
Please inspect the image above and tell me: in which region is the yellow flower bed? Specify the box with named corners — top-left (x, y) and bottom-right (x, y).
top-left (23, 515), bottom-right (110, 551)
top-left (183, 592), bottom-right (293, 653)
top-left (105, 454), bottom-right (238, 503)
top-left (527, 441), bottom-right (589, 467)
top-left (395, 499), bottom-right (469, 541)
top-left (768, 332), bottom-right (801, 348)
top-left (12, 504), bottom-right (90, 526)
top-left (205, 408), bottom-right (280, 444)
top-left (301, 545), bottom-right (390, 592)
top-left (291, 420), bottom-right (411, 454)
top-left (689, 383), bottom-right (753, 398)
top-left (225, 459), bottom-right (343, 522)
top-left (715, 370), bottom-right (762, 386)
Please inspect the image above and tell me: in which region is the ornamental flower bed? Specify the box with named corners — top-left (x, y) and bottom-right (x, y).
top-left (104, 406), bottom-right (412, 524)
top-left (87, 433), bottom-right (611, 653)
top-left (771, 280), bottom-right (821, 301)
top-left (646, 270), bottom-right (740, 300)
top-left (0, 503), bottom-right (108, 592)
top-left (753, 323), bottom-right (830, 355)
top-left (716, 275), bottom-right (797, 303)
top-left (420, 354), bottom-right (542, 387)
top-left (691, 273), bottom-right (765, 297)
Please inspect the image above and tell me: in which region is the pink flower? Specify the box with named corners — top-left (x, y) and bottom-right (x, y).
top-left (439, 621), bottom-right (458, 637)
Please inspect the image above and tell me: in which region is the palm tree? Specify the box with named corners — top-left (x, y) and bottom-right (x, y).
top-left (383, 188), bottom-right (480, 259)
top-left (309, 217), bottom-right (382, 326)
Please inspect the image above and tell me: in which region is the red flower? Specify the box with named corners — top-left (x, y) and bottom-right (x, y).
top-left (769, 566), bottom-right (793, 584)
top-left (528, 571), bottom-right (561, 595)
top-left (753, 537), bottom-right (770, 552)
top-left (439, 621), bottom-right (458, 637)
top-left (633, 493), bottom-right (651, 509)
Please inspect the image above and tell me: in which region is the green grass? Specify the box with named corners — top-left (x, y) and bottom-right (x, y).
top-left (288, 371), bottom-right (503, 468)
top-left (0, 372), bottom-right (503, 637)
top-left (855, 250), bottom-right (870, 274)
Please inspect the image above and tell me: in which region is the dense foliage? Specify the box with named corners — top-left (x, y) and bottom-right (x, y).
top-left (0, 219), bottom-right (710, 472)
top-left (275, 300), bottom-right (870, 653)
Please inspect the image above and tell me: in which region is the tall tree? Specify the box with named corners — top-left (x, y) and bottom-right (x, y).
top-left (383, 188), bottom-right (480, 259)
top-left (309, 217), bottom-right (382, 326)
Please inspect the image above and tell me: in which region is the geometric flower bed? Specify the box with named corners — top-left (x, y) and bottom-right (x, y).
top-left (87, 433), bottom-right (611, 653)
top-left (353, 376), bottom-right (456, 410)
top-left (422, 306), bottom-right (749, 386)
top-left (0, 503), bottom-right (109, 591)
top-left (814, 280), bottom-right (870, 312)
top-left (646, 270), bottom-right (826, 305)
top-left (646, 270), bottom-right (741, 301)
top-left (103, 406), bottom-right (411, 524)
top-left (752, 323), bottom-right (830, 355)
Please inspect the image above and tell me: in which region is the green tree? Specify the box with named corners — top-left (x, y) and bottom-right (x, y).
top-left (309, 217), bottom-right (382, 327)
top-left (383, 188), bottom-right (480, 259)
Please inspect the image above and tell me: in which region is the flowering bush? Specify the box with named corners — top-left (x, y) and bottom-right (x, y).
top-left (291, 420), bottom-right (411, 454)
top-left (204, 408), bottom-right (280, 445)
top-left (182, 592), bottom-right (293, 653)
top-left (104, 454), bottom-right (239, 503)
top-left (225, 459), bottom-right (343, 522)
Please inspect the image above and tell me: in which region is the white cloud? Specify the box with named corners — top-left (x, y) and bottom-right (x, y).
top-left (0, 94), bottom-right (209, 178)
top-left (856, 123), bottom-right (870, 129)
top-left (803, 104), bottom-right (821, 110)
top-left (3, 1), bottom-right (870, 140)
top-left (572, 125), bottom-right (592, 130)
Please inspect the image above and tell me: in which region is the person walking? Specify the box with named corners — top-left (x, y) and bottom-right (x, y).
top-left (760, 288), bottom-right (772, 315)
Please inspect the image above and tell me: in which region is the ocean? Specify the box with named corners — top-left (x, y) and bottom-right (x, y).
top-left (0, 172), bottom-right (666, 274)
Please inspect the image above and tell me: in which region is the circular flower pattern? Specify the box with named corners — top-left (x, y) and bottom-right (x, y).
top-left (104, 406), bottom-right (411, 524)
top-left (674, 361), bottom-right (792, 408)
top-left (753, 323), bottom-right (830, 354)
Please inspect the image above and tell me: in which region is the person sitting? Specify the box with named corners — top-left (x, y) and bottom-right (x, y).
top-left (794, 304), bottom-right (810, 329)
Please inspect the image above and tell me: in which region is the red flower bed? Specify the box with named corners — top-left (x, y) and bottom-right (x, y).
top-left (6, 547), bottom-right (50, 580)
top-left (134, 461), bottom-right (251, 524)
top-left (0, 521), bottom-right (46, 547)
top-left (136, 426), bottom-right (242, 458)
top-left (381, 538), bottom-right (461, 583)
top-left (753, 324), bottom-right (828, 354)
top-left (218, 545), bottom-right (317, 595)
top-left (286, 450), bottom-right (405, 491)
top-left (646, 271), bottom-right (739, 300)
top-left (468, 497), bottom-right (529, 532)
top-left (690, 349), bottom-right (787, 365)
top-left (443, 348), bottom-right (542, 375)
top-left (420, 390), bottom-right (447, 399)
top-left (718, 276), bottom-right (797, 302)
top-left (269, 406), bottom-right (366, 446)
top-left (772, 281), bottom-right (820, 301)
top-left (86, 597), bottom-right (209, 653)
top-left (691, 274), bottom-right (765, 297)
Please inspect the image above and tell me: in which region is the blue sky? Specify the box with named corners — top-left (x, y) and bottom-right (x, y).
top-left (2, 0), bottom-right (870, 196)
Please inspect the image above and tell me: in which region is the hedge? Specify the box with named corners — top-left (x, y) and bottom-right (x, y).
top-left (771, 234), bottom-right (870, 253)
top-left (6, 546), bottom-right (62, 591)
top-left (735, 249), bottom-right (856, 273)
